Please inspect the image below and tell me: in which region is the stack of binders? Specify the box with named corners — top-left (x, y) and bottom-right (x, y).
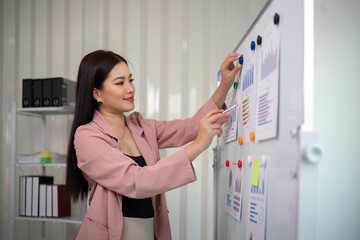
top-left (19, 176), bottom-right (71, 218)
top-left (22, 77), bottom-right (76, 108)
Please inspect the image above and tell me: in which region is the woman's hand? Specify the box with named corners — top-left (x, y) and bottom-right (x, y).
top-left (185, 109), bottom-right (230, 161)
top-left (220, 52), bottom-right (242, 88)
top-left (212, 53), bottom-right (242, 108)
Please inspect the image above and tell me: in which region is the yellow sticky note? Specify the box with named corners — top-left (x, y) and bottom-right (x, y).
top-left (40, 151), bottom-right (52, 164)
top-left (251, 158), bottom-right (260, 186)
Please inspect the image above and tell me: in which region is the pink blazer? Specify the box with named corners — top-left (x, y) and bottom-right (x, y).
top-left (74, 97), bottom-right (224, 240)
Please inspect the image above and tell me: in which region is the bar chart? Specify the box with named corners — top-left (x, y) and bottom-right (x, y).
top-left (257, 91), bottom-right (273, 127)
top-left (228, 170), bottom-right (233, 189)
top-left (242, 97), bottom-right (251, 125)
top-left (233, 195), bottom-right (241, 214)
top-left (251, 178), bottom-right (265, 195)
top-left (261, 45), bottom-right (278, 80)
top-left (249, 202), bottom-right (258, 224)
top-left (242, 65), bottom-right (254, 91)
top-left (235, 177), bottom-right (241, 193)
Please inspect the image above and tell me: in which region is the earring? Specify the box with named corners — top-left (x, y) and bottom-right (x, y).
top-left (97, 99), bottom-right (101, 102)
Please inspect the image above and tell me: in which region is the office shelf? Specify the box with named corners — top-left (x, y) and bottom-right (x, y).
top-left (10, 102), bottom-right (84, 240)
top-left (17, 105), bottom-right (74, 117)
top-left (16, 163), bottom-right (67, 168)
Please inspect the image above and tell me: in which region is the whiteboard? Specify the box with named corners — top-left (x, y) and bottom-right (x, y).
top-left (214, 0), bottom-right (305, 239)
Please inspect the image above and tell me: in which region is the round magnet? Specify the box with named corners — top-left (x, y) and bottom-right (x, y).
top-left (251, 41), bottom-right (255, 51)
top-left (238, 136), bottom-right (243, 145)
top-left (233, 81), bottom-right (238, 90)
top-left (250, 131), bottom-right (255, 141)
top-left (239, 56), bottom-right (244, 65)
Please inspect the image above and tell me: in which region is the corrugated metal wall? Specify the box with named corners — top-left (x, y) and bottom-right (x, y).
top-left (1, 0), bottom-right (267, 239)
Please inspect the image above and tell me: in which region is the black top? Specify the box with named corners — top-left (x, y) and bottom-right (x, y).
top-left (122, 155), bottom-right (155, 219)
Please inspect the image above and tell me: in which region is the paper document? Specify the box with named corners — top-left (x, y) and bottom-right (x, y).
top-left (225, 160), bottom-right (243, 221)
top-left (222, 87), bottom-right (238, 143)
top-left (256, 23), bottom-right (281, 141)
top-left (247, 156), bottom-right (268, 240)
top-left (238, 49), bottom-right (258, 144)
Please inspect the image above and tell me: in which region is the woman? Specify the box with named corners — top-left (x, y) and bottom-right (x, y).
top-left (66, 50), bottom-right (241, 240)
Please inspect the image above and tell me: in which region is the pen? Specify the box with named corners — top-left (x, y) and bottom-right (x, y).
top-left (222, 104), bottom-right (238, 113)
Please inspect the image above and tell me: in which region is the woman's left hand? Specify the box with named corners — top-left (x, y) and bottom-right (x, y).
top-left (220, 53), bottom-right (242, 89)
top-left (211, 52), bottom-right (243, 109)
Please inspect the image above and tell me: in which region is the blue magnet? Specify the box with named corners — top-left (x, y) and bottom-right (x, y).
top-left (239, 56), bottom-right (244, 65)
top-left (251, 41), bottom-right (256, 51)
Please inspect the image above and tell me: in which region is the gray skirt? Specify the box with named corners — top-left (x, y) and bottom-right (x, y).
top-left (122, 217), bottom-right (154, 240)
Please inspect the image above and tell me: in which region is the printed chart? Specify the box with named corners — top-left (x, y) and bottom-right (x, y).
top-left (247, 157), bottom-right (268, 240)
top-left (239, 49), bottom-right (257, 143)
top-left (256, 23), bottom-right (280, 141)
top-left (223, 106), bottom-right (238, 143)
top-left (225, 160), bottom-right (243, 221)
top-left (223, 87), bottom-right (238, 143)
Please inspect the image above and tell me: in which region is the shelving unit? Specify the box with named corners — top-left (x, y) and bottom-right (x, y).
top-left (10, 102), bottom-right (84, 240)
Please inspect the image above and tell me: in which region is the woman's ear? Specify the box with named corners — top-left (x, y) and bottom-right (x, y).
top-left (93, 88), bottom-right (101, 103)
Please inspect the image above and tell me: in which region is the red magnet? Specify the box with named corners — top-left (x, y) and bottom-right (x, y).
top-left (238, 160), bottom-right (242, 168)
top-left (226, 160), bottom-right (230, 167)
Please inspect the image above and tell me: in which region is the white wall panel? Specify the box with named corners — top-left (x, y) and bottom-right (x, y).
top-left (2, 0), bottom-right (17, 239)
top-left (209, 0), bottom-right (225, 95)
top-left (126, 0), bottom-right (141, 60)
top-left (145, 0), bottom-right (161, 119)
top-left (108, 0), bottom-right (122, 53)
top-left (165, 2), bottom-right (183, 238)
top-left (200, 5), bottom-right (211, 240)
top-left (18, 0), bottom-right (37, 154)
top-left (188, 0), bottom-right (204, 109)
top-left (125, 0), bottom-right (141, 113)
top-left (159, 0), bottom-right (169, 120)
top-left (51, 0), bottom-right (65, 76)
top-left (179, 1), bottom-right (190, 239)
top-left (33, 0), bottom-right (48, 77)
top-left (138, 0), bottom-right (148, 114)
top-left (0, 2), bottom-right (3, 235)
top-left (97, 0), bottom-right (106, 49)
top-left (167, 0), bottom-right (182, 119)
top-left (68, 0), bottom-right (83, 81)
top-left (83, 0), bottom-right (98, 54)
top-left (18, 0), bottom-right (32, 80)
top-left (187, 1), bottom-right (205, 238)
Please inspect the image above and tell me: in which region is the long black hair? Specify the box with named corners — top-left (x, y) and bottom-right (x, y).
top-left (66, 50), bottom-right (128, 201)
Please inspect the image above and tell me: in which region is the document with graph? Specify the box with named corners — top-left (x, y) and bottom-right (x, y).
top-left (225, 160), bottom-right (243, 221)
top-left (238, 49), bottom-right (258, 143)
top-left (222, 86), bottom-right (238, 143)
top-left (256, 23), bottom-right (281, 141)
top-left (246, 157), bottom-right (268, 240)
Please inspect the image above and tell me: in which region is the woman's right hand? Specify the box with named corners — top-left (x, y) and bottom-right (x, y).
top-left (185, 109), bottom-right (230, 162)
